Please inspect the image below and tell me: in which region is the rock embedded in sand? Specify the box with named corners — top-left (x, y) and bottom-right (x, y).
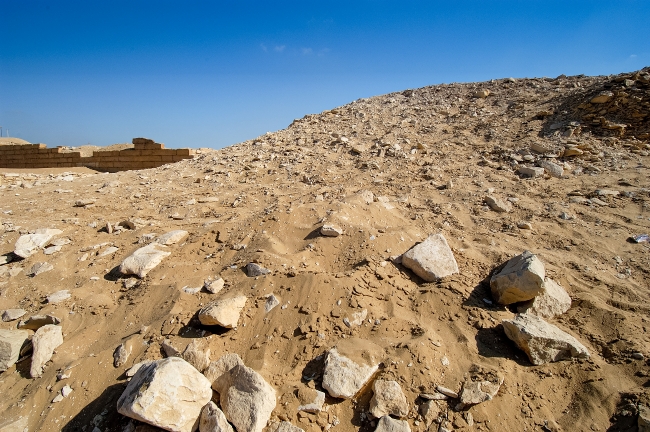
top-left (200, 401), bottom-right (234, 432)
top-left (518, 166), bottom-right (545, 178)
top-left (198, 296), bottom-right (247, 328)
top-left (204, 353), bottom-right (245, 390)
top-left (322, 338), bottom-right (382, 399)
top-left (0, 329), bottom-right (30, 372)
top-left (369, 379), bottom-right (409, 418)
top-left (113, 343), bottom-right (131, 368)
top-left (401, 233), bottom-right (459, 282)
top-left (182, 339), bottom-right (210, 373)
top-left (214, 364), bottom-right (276, 432)
top-left (117, 357), bottom-right (212, 432)
top-left (204, 277), bottom-right (225, 294)
top-left (374, 416), bottom-right (411, 432)
top-left (18, 314), bottom-right (60, 330)
top-left (272, 421), bottom-right (304, 432)
top-left (419, 400), bottom-right (440, 427)
top-left (119, 244), bottom-right (171, 278)
top-left (484, 196), bottom-right (512, 213)
top-left (27, 262), bottom-right (54, 277)
top-left (265, 294), bottom-right (280, 313)
top-left (458, 373), bottom-right (504, 409)
top-left (539, 160), bottom-right (564, 178)
top-left (14, 228), bottom-right (63, 258)
top-left (297, 387), bottom-right (325, 413)
top-left (47, 290), bottom-right (71, 304)
top-left (246, 263), bottom-right (270, 277)
top-left (155, 230), bottom-right (189, 246)
top-left (502, 314), bottom-right (589, 365)
top-left (30, 324), bottom-right (63, 378)
top-left (2, 309), bottom-right (26, 322)
top-left (320, 224), bottom-right (343, 237)
top-left (490, 251), bottom-right (545, 305)
top-left (517, 278), bottom-right (571, 318)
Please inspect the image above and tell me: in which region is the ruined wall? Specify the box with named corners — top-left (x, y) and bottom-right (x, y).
top-left (0, 139), bottom-right (194, 172)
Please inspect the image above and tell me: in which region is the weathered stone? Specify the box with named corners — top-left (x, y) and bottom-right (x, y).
top-left (30, 325), bottom-right (63, 378)
top-left (297, 387), bottom-right (325, 413)
top-left (490, 251), bottom-right (545, 305)
top-left (162, 339), bottom-right (181, 358)
top-left (484, 196), bottom-right (512, 213)
top-left (18, 314), bottom-right (60, 330)
top-left (182, 339), bottom-right (210, 373)
top-left (502, 314), bottom-right (589, 365)
top-left (117, 357), bottom-right (212, 432)
top-left (214, 364), bottom-right (276, 432)
top-left (590, 91), bottom-right (614, 104)
top-left (126, 360), bottom-right (154, 378)
top-left (539, 160), bottom-right (564, 178)
top-left (204, 353), bottom-right (245, 390)
top-left (0, 329), bottom-right (30, 372)
top-left (517, 278), bottom-right (571, 318)
top-left (320, 225), bottom-right (343, 237)
top-left (265, 294), bottom-right (280, 313)
top-left (2, 309), bottom-right (26, 322)
top-left (419, 400), bottom-right (440, 427)
top-left (322, 338), bottom-right (382, 399)
top-left (47, 290), bottom-right (71, 304)
top-left (343, 309), bottom-right (367, 328)
top-left (458, 375), bottom-right (503, 409)
top-left (200, 401), bottom-right (234, 432)
top-left (474, 89), bottom-right (490, 98)
top-left (401, 234), bottom-right (459, 282)
top-left (435, 386), bottom-right (458, 399)
top-left (27, 262), bottom-right (53, 277)
top-left (156, 230), bottom-right (189, 246)
top-left (14, 228), bottom-right (62, 258)
top-left (374, 416), bottom-right (410, 432)
top-left (518, 166), bottom-right (545, 178)
top-left (114, 343), bottom-right (131, 368)
top-left (198, 296), bottom-right (247, 328)
top-left (204, 278), bottom-right (225, 294)
top-left (639, 404), bottom-right (650, 432)
top-left (0, 416), bottom-right (29, 432)
top-left (369, 379), bottom-right (409, 418)
top-left (119, 244), bottom-right (171, 278)
top-left (246, 263), bottom-right (270, 277)
top-left (272, 421), bottom-right (304, 432)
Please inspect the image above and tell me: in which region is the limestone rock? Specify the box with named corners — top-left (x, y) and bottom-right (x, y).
top-left (458, 369), bottom-right (503, 409)
top-left (204, 278), bottom-right (225, 294)
top-left (119, 244), bottom-right (171, 278)
top-left (374, 416), bottom-right (410, 432)
top-left (272, 422), bottom-right (304, 432)
top-left (490, 251), bottom-right (545, 305)
top-left (27, 262), bottom-right (53, 277)
top-left (369, 379), bottom-right (409, 418)
top-left (30, 325), bottom-right (63, 378)
top-left (322, 338), bottom-right (382, 399)
top-left (126, 361), bottom-right (154, 378)
top-left (204, 353), bottom-right (245, 390)
top-left (265, 294), bottom-right (280, 313)
top-left (2, 309), bottom-right (26, 322)
top-left (18, 314), bottom-right (60, 330)
top-left (0, 416), bottom-right (29, 432)
top-left (214, 364), bottom-right (276, 432)
top-left (182, 339), bottom-right (210, 372)
top-left (517, 278), bottom-right (571, 318)
top-left (484, 196), bottom-right (512, 213)
top-left (639, 404), bottom-right (650, 432)
top-left (539, 160), bottom-right (564, 178)
top-left (47, 290), bottom-right (71, 304)
top-left (246, 263), bottom-right (270, 277)
top-left (114, 343), bottom-right (131, 368)
top-left (401, 234), bottom-right (459, 282)
top-left (320, 225), bottom-right (343, 237)
top-left (198, 296), bottom-right (247, 328)
top-left (199, 401), bottom-right (234, 432)
top-left (0, 329), bottom-right (30, 372)
top-left (343, 309), bottom-right (367, 328)
top-left (14, 228), bottom-right (62, 258)
top-left (156, 230), bottom-right (189, 246)
top-left (117, 357), bottom-right (212, 432)
top-left (518, 166), bottom-right (545, 178)
top-left (502, 314), bottom-right (589, 365)
top-left (419, 400), bottom-right (440, 427)
top-left (297, 387), bottom-right (325, 413)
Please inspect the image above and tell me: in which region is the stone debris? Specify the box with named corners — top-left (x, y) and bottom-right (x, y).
top-left (639, 404), bottom-right (650, 432)
top-left (198, 295), bottom-right (248, 328)
top-left (369, 379), bottom-right (409, 418)
top-left (182, 339), bottom-right (211, 373)
top-left (320, 224), bottom-right (343, 237)
top-left (517, 278), bottom-right (571, 318)
top-left (117, 357), bottom-right (212, 432)
top-left (518, 166), bottom-right (545, 178)
top-left (47, 290), bottom-right (71, 304)
top-left (98, 246), bottom-right (119, 257)
top-left (18, 314), bottom-right (61, 330)
top-left (119, 244), bottom-right (171, 278)
top-left (113, 343), bottom-right (131, 368)
top-left (0, 417), bottom-right (29, 432)
top-left (457, 366), bottom-right (504, 409)
top-left (539, 160), bottom-right (564, 178)
top-left (156, 230), bottom-right (189, 246)
top-left (27, 262), bottom-right (54, 277)
top-left (246, 263), bottom-right (270, 277)
top-left (200, 401), bottom-right (234, 432)
top-left (484, 196), bottom-right (512, 213)
top-left (419, 400), bottom-right (440, 428)
top-left (204, 277), bottom-right (225, 294)
top-left (0, 329), bottom-right (30, 372)
top-left (14, 228), bottom-right (63, 258)
top-left (343, 309), bottom-right (367, 328)
top-left (401, 233), bottom-right (459, 282)
top-left (373, 416), bottom-right (411, 432)
top-left (435, 386), bottom-right (459, 399)
top-left (322, 338), bottom-right (382, 399)
top-left (52, 384), bottom-right (73, 403)
top-left (213, 364), bottom-right (276, 432)
top-left (1, 309), bottom-right (26, 322)
top-left (490, 251), bottom-right (545, 305)
top-left (271, 421), bottom-right (304, 432)
top-left (30, 324), bottom-right (63, 378)
top-left (265, 294), bottom-right (280, 313)
top-left (502, 314), bottom-right (590, 365)
top-left (297, 387), bottom-right (325, 413)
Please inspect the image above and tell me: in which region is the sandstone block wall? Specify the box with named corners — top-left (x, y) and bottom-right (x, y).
top-left (0, 140), bottom-right (195, 172)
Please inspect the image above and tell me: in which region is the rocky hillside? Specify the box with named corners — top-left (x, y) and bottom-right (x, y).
top-left (0, 67), bottom-right (649, 432)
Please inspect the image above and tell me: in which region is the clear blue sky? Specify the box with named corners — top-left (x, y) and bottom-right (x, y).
top-left (1, 1), bottom-right (648, 149)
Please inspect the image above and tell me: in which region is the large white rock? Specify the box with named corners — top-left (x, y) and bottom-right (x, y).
top-left (502, 314), bottom-right (590, 365)
top-left (30, 325), bottom-right (63, 378)
top-left (0, 416), bottom-right (29, 432)
top-left (490, 251), bottom-right (545, 305)
top-left (117, 357), bottom-right (212, 432)
top-left (401, 234), bottom-right (459, 282)
top-left (199, 401), bottom-right (234, 432)
top-left (272, 421), bottom-right (304, 432)
top-left (322, 338), bottom-right (382, 399)
top-left (119, 244), bottom-right (171, 278)
top-left (369, 380), bottom-right (409, 418)
top-left (2, 309), bottom-right (26, 322)
top-left (213, 364), bottom-right (276, 432)
top-left (156, 230), bottom-right (189, 246)
top-left (320, 225), bottom-right (343, 237)
top-left (374, 416), bottom-right (411, 432)
top-left (14, 228), bottom-right (62, 258)
top-left (198, 296), bottom-right (247, 328)
top-left (0, 329), bottom-right (30, 372)
top-left (517, 278), bottom-right (571, 318)
top-left (182, 339), bottom-right (211, 373)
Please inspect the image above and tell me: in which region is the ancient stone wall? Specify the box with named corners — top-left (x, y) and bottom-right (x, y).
top-left (0, 139), bottom-right (194, 172)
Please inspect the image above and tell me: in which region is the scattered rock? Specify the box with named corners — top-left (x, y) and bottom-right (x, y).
top-left (0, 329), bottom-right (30, 372)
top-left (502, 314), bottom-right (590, 365)
top-left (198, 296), bottom-right (247, 328)
top-left (639, 404), bottom-right (650, 432)
top-left (114, 343), bottom-right (131, 368)
top-left (200, 401), bottom-right (234, 432)
top-left (343, 309), bottom-right (367, 328)
top-left (74, 199), bottom-right (95, 207)
top-left (119, 244), bottom-right (171, 278)
top-left (182, 339), bottom-right (211, 372)
top-left (322, 338), bottom-right (382, 399)
top-left (539, 160), bottom-right (564, 178)
top-left (474, 89), bottom-right (490, 98)
top-left (117, 357), bottom-right (212, 432)
top-left (2, 309), bottom-right (26, 322)
top-left (435, 386), bottom-right (458, 399)
top-left (204, 353), bottom-right (245, 389)
top-left (490, 251), bottom-right (545, 305)
top-left (272, 421), bottom-right (304, 432)
top-left (590, 91), bottom-right (614, 104)
top-left (30, 324), bottom-right (63, 378)
top-left (518, 166), bottom-right (545, 178)
top-left (297, 387), bottom-right (325, 413)
top-left (374, 416), bottom-right (411, 432)
top-left (14, 228), bottom-right (63, 258)
top-left (47, 290), bottom-right (71, 304)
top-left (321, 225), bottom-right (343, 237)
top-left (265, 294), bottom-right (280, 313)
top-left (419, 400), bottom-right (440, 427)
top-left (517, 278), bottom-right (571, 318)
top-left (156, 230), bottom-right (189, 246)
top-left (27, 262), bottom-right (54, 277)
top-left (369, 379), bottom-right (409, 418)
top-left (457, 366), bottom-right (504, 409)
top-left (18, 314), bottom-right (61, 330)
top-left (246, 263), bottom-right (270, 277)
top-left (484, 196), bottom-right (512, 213)
top-left (401, 233), bottom-right (459, 282)
top-left (205, 277), bottom-right (225, 294)
top-left (98, 246), bottom-right (119, 257)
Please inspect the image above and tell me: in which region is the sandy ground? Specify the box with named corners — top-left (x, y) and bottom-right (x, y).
top-left (1, 68), bottom-right (649, 432)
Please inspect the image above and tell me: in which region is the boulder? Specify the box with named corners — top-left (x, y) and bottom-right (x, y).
top-left (322, 338), bottom-right (382, 399)
top-left (204, 353), bottom-right (245, 390)
top-left (502, 314), bottom-right (589, 365)
top-left (198, 296), bottom-right (247, 328)
top-left (199, 402), bottom-right (234, 432)
top-left (2, 309), bottom-right (26, 322)
top-left (517, 278), bottom-right (571, 318)
top-left (14, 228), bottom-right (62, 258)
top-left (0, 329), bottom-right (30, 372)
top-left (374, 416), bottom-right (410, 432)
top-left (117, 357), bottom-right (212, 432)
top-left (156, 230), bottom-right (189, 246)
top-left (369, 380), bottom-right (409, 418)
top-left (30, 325), bottom-right (63, 378)
top-left (320, 225), bottom-right (343, 237)
top-left (182, 339), bottom-right (211, 373)
top-left (401, 234), bottom-right (459, 282)
top-left (490, 251), bottom-right (545, 305)
top-left (119, 244), bottom-right (171, 278)
top-left (214, 364), bottom-right (276, 432)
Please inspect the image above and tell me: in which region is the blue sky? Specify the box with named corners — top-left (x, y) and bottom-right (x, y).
top-left (1, 1), bottom-right (648, 149)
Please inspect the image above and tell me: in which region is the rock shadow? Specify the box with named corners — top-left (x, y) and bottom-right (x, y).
top-left (104, 265), bottom-right (124, 282)
top-left (61, 383), bottom-right (129, 432)
top-left (475, 325), bottom-right (531, 367)
top-left (303, 228), bottom-right (322, 241)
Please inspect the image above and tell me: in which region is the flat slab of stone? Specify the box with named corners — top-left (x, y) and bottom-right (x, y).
top-left (156, 230), bottom-right (189, 246)
top-left (320, 225), bottom-right (343, 237)
top-left (272, 421), bottom-right (304, 432)
top-left (502, 314), bottom-right (589, 365)
top-left (14, 228), bottom-right (63, 258)
top-left (0, 329), bottom-right (30, 372)
top-left (27, 262), bottom-right (53, 277)
top-left (198, 296), bottom-right (247, 328)
top-left (401, 234), bottom-right (459, 282)
top-left (518, 166), bottom-right (545, 178)
top-left (297, 387), bottom-right (325, 413)
top-left (117, 357), bottom-right (212, 432)
top-left (369, 379), bottom-right (409, 418)
top-left (18, 314), bottom-right (61, 330)
top-left (374, 416), bottom-right (411, 432)
top-left (47, 290), bottom-right (71, 304)
top-left (322, 338), bottom-right (382, 399)
top-left (119, 244), bottom-right (171, 278)
top-left (30, 325), bottom-right (63, 378)
top-left (2, 309), bottom-right (26, 322)
top-left (490, 251), bottom-right (545, 305)
top-left (517, 278), bottom-right (571, 318)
